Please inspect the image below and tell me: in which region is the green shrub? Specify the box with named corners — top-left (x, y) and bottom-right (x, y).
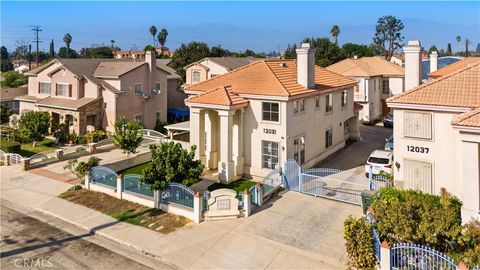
top-left (85, 130), bottom-right (107, 143)
top-left (344, 216), bottom-right (377, 268)
top-left (0, 139), bottom-right (20, 153)
top-left (370, 187), bottom-right (462, 252)
top-left (457, 220), bottom-right (480, 267)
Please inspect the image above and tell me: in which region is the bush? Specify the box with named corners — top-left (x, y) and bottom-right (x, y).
top-left (370, 187), bottom-right (462, 252)
top-left (344, 216), bottom-right (377, 268)
top-left (457, 220), bottom-right (480, 267)
top-left (64, 156), bottom-right (100, 185)
top-left (84, 130), bottom-right (107, 144)
top-left (0, 139), bottom-right (20, 153)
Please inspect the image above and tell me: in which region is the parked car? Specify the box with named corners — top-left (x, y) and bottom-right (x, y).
top-left (365, 150), bottom-right (393, 177)
top-left (384, 134), bottom-right (393, 151)
top-left (383, 112), bottom-right (393, 128)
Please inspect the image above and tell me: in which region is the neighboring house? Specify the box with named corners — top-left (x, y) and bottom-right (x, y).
top-left (114, 47), bottom-right (174, 59)
top-left (183, 57), bottom-right (261, 86)
top-left (16, 51), bottom-right (181, 135)
top-left (387, 40), bottom-right (480, 222)
top-left (327, 56), bottom-right (405, 123)
top-left (390, 52), bottom-right (429, 67)
top-left (1, 87), bottom-right (28, 114)
top-left (12, 60), bottom-right (38, 73)
top-left (171, 44), bottom-right (358, 182)
top-left (428, 57), bottom-right (480, 79)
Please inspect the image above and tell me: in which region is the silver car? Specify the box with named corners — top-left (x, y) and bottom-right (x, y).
top-left (384, 134), bottom-right (393, 151)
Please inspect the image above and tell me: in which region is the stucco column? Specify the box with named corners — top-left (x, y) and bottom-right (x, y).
top-left (234, 109), bottom-right (245, 176)
top-left (193, 192), bottom-right (202, 224)
top-left (460, 140), bottom-right (480, 222)
top-left (190, 108), bottom-right (206, 165)
top-left (243, 189), bottom-right (251, 217)
top-left (217, 110), bottom-right (235, 182)
top-left (380, 241), bottom-right (391, 270)
top-left (206, 111), bottom-right (218, 170)
top-left (116, 174), bottom-right (123, 199)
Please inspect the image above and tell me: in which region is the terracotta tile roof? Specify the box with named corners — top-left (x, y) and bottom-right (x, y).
top-left (428, 57), bottom-right (480, 79)
top-left (327, 56), bottom-right (404, 77)
top-left (185, 86), bottom-right (249, 107)
top-left (1, 87), bottom-right (28, 102)
top-left (185, 59), bottom-right (356, 98)
top-left (387, 63), bottom-right (480, 109)
top-left (451, 107), bottom-right (480, 128)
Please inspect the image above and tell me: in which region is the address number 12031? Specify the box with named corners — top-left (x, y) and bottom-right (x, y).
top-left (407, 145), bottom-right (429, 154)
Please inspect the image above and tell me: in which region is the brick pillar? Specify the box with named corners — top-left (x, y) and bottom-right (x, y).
top-left (380, 241), bottom-right (391, 270)
top-left (4, 154), bottom-right (11, 166)
top-left (256, 183), bottom-right (264, 206)
top-left (116, 174), bottom-right (123, 199)
top-left (55, 149), bottom-right (64, 160)
top-left (84, 174), bottom-right (91, 189)
top-left (193, 192), bottom-right (202, 224)
top-left (243, 189), bottom-right (251, 217)
top-left (87, 143), bottom-right (97, 154)
top-left (21, 158), bottom-right (31, 171)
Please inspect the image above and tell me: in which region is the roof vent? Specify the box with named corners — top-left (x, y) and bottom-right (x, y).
top-left (279, 63), bottom-right (287, 68)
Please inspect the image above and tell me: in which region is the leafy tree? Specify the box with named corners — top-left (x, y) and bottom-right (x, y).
top-left (169, 41), bottom-right (210, 82)
top-left (446, 43), bottom-right (452, 55)
top-left (428, 45), bottom-right (438, 54)
top-left (64, 156), bottom-right (100, 185)
top-left (330, 25), bottom-right (340, 45)
top-left (1, 71), bottom-right (27, 88)
top-left (210, 45), bottom-right (232, 57)
top-left (0, 105), bottom-right (12, 124)
top-left (283, 43), bottom-right (297, 59)
top-left (18, 111), bottom-right (51, 147)
top-left (112, 116), bottom-right (143, 155)
top-left (143, 45), bottom-right (156, 52)
top-left (63, 33), bottom-right (72, 58)
top-left (243, 49), bottom-right (256, 57)
top-left (340, 43), bottom-right (374, 58)
top-left (12, 40), bottom-right (29, 59)
top-left (141, 141), bottom-right (204, 190)
top-left (49, 39), bottom-right (55, 58)
top-left (84, 46), bottom-right (113, 58)
top-left (58, 47), bottom-right (78, 58)
top-left (373, 15), bottom-right (404, 60)
top-left (149, 26), bottom-right (157, 47)
top-left (157, 28), bottom-right (168, 47)
top-left (303, 37), bottom-right (342, 67)
top-left (1, 46), bottom-right (13, 72)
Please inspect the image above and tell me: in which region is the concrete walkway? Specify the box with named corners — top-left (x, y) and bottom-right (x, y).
top-left (1, 165), bottom-right (358, 269)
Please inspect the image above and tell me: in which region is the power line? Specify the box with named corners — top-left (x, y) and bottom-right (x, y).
top-left (31, 25), bottom-right (43, 66)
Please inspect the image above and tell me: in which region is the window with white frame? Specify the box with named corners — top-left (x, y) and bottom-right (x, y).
top-left (262, 102), bottom-right (279, 122)
top-left (293, 136), bottom-right (305, 164)
top-left (262, 140), bottom-right (279, 169)
top-left (134, 83), bottom-right (143, 95)
top-left (382, 80), bottom-right (389, 94)
top-left (293, 99), bottom-right (305, 113)
top-left (325, 129), bottom-right (333, 148)
top-left (315, 96), bottom-right (320, 108)
top-left (341, 90), bottom-right (348, 107)
top-left (39, 82), bottom-right (51, 94)
top-left (192, 71), bottom-right (201, 82)
top-left (57, 84), bottom-right (68, 96)
top-left (403, 111), bottom-right (433, 140)
top-left (325, 94), bottom-right (333, 113)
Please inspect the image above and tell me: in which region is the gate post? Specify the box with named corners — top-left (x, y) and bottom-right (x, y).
top-left (154, 190), bottom-right (161, 208)
top-left (4, 154), bottom-right (11, 166)
top-left (193, 192), bottom-right (202, 223)
top-left (256, 183), bottom-right (264, 206)
top-left (116, 174), bottom-right (123, 199)
top-left (243, 189), bottom-right (251, 217)
top-left (380, 241), bottom-right (391, 270)
top-left (84, 174), bottom-right (91, 189)
top-left (368, 166), bottom-right (373, 191)
top-left (299, 164), bottom-right (303, 192)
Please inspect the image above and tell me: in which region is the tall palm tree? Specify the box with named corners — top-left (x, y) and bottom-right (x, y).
top-left (63, 33), bottom-right (72, 58)
top-left (456, 35), bottom-right (461, 51)
top-left (149, 26), bottom-right (157, 47)
top-left (157, 28), bottom-right (168, 48)
top-left (330, 25), bottom-right (340, 45)
top-left (110, 40), bottom-right (115, 49)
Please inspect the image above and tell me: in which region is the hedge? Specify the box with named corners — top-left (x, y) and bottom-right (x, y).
top-left (344, 216), bottom-right (377, 268)
top-left (0, 140), bottom-right (21, 153)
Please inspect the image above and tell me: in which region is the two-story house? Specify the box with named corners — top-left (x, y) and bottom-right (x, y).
top-left (16, 51), bottom-right (181, 134)
top-left (327, 56), bottom-right (405, 123)
top-left (173, 44), bottom-right (358, 182)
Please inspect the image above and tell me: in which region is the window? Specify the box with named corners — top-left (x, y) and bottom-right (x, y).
top-left (154, 82), bottom-right (161, 94)
top-left (382, 80), bottom-right (390, 95)
top-left (404, 159), bottom-right (433, 194)
top-left (134, 83), bottom-right (143, 95)
top-left (262, 140), bottom-right (279, 169)
top-left (325, 129), bottom-right (333, 148)
top-left (134, 114), bottom-right (143, 125)
top-left (341, 90), bottom-right (348, 107)
top-left (57, 84), bottom-right (68, 96)
top-left (293, 99), bottom-right (305, 113)
top-left (262, 102), bottom-right (279, 122)
top-left (293, 137), bottom-right (305, 164)
top-left (403, 111), bottom-right (433, 140)
top-left (325, 94), bottom-right (333, 113)
top-left (353, 85), bottom-right (359, 93)
top-left (192, 71), bottom-right (201, 82)
top-left (39, 82), bottom-right (51, 94)
top-left (315, 96), bottom-right (320, 108)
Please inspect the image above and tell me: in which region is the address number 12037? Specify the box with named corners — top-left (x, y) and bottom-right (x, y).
top-left (407, 145), bottom-right (429, 154)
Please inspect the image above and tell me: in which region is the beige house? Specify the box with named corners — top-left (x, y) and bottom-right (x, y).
top-left (184, 57), bottom-right (260, 86)
top-left (327, 56), bottom-right (404, 123)
top-left (387, 41), bottom-right (480, 222)
top-left (173, 44), bottom-right (359, 182)
top-left (1, 87), bottom-right (28, 114)
top-left (17, 51), bottom-right (181, 134)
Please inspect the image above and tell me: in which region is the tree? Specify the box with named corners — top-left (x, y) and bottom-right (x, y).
top-left (12, 40), bottom-right (29, 60)
top-left (1, 71), bottom-right (27, 88)
top-left (465, 38), bottom-right (470, 57)
top-left (283, 43), bottom-right (297, 59)
top-left (210, 45), bottom-right (232, 57)
top-left (1, 46), bottom-right (13, 72)
top-left (169, 41), bottom-right (210, 82)
top-left (49, 39), bottom-right (55, 58)
top-left (110, 40), bottom-right (115, 49)
top-left (149, 26), bottom-right (157, 47)
top-left (446, 43), bottom-right (452, 55)
top-left (0, 106), bottom-right (12, 124)
top-left (63, 33), bottom-right (72, 58)
top-left (18, 111), bottom-right (51, 147)
top-left (303, 37), bottom-right (342, 67)
top-left (143, 45), bottom-right (156, 52)
top-left (476, 43), bottom-right (480, 55)
top-left (340, 43), bottom-right (374, 58)
top-left (157, 28), bottom-right (168, 48)
top-left (64, 156), bottom-right (100, 186)
top-left (428, 45), bottom-right (438, 54)
top-left (373, 15), bottom-right (404, 60)
top-left (58, 47), bottom-right (78, 58)
top-left (84, 46), bottom-right (113, 58)
top-left (111, 116), bottom-right (143, 155)
top-left (141, 141), bottom-right (204, 190)
top-left (456, 35), bottom-right (461, 49)
top-left (330, 25), bottom-right (341, 45)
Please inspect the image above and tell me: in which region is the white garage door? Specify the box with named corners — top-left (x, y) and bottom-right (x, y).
top-left (403, 159), bottom-right (433, 194)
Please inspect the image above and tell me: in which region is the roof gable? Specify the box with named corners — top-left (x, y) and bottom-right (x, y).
top-left (327, 56), bottom-right (404, 77)
top-left (185, 86), bottom-right (248, 108)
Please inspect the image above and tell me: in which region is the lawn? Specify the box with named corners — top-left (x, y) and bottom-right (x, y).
top-left (118, 162), bottom-right (150, 175)
top-left (18, 138), bottom-right (58, 157)
top-left (208, 179), bottom-right (257, 193)
top-left (60, 188), bottom-right (190, 234)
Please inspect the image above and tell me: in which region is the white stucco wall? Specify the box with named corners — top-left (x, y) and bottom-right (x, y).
top-left (199, 59), bottom-right (229, 78)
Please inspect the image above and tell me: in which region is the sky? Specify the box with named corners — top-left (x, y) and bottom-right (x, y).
top-left (1, 1), bottom-right (479, 54)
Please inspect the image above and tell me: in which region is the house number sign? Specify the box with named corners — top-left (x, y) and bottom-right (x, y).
top-left (407, 145), bottom-right (430, 154)
top-left (263, 128), bottom-right (276, 135)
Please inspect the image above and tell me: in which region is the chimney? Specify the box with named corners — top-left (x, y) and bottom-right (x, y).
top-left (404, 40), bottom-right (423, 90)
top-left (145, 50), bottom-right (156, 94)
top-left (296, 43), bottom-right (316, 89)
top-left (429, 51), bottom-right (438, 73)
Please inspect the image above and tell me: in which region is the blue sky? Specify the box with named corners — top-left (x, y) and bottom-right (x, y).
top-left (1, 1), bottom-right (479, 53)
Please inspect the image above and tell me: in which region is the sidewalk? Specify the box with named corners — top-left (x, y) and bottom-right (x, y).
top-left (1, 166), bottom-right (345, 269)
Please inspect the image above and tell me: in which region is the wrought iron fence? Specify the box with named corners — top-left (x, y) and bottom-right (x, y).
top-left (390, 243), bottom-right (457, 270)
top-left (123, 174), bottom-right (154, 198)
top-left (161, 183), bottom-right (194, 209)
top-left (236, 192), bottom-right (244, 210)
top-left (90, 166), bottom-right (117, 188)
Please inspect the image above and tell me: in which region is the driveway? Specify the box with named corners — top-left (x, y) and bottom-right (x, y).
top-left (318, 124), bottom-right (392, 173)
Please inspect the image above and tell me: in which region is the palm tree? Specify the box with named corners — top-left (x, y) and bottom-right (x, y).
top-left (157, 28), bottom-right (168, 48)
top-left (456, 35), bottom-right (461, 51)
top-left (330, 25), bottom-right (340, 45)
top-left (149, 26), bottom-right (157, 47)
top-left (63, 33), bottom-right (72, 58)
top-left (110, 40), bottom-right (115, 49)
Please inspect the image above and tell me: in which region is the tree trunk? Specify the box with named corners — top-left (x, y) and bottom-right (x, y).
top-left (32, 141), bottom-right (37, 148)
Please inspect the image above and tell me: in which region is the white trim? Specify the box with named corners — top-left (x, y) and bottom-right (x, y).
top-left (134, 83), bottom-right (143, 95)
top-left (452, 125), bottom-right (480, 133)
top-left (387, 103), bottom-right (471, 113)
top-left (261, 101), bottom-right (280, 123)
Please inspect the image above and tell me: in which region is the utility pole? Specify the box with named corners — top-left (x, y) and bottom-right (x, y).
top-left (31, 25), bottom-right (42, 66)
top-left (28, 44), bottom-right (32, 70)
